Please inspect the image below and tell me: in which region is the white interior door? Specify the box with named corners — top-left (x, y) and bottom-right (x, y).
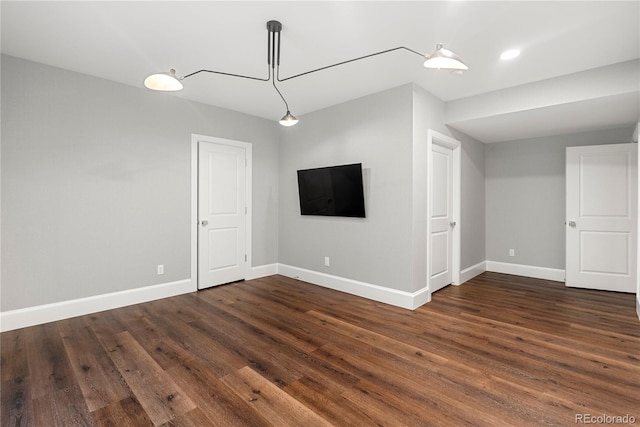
top-left (430, 143), bottom-right (454, 292)
top-left (198, 141), bottom-right (247, 289)
top-left (566, 143), bottom-right (638, 292)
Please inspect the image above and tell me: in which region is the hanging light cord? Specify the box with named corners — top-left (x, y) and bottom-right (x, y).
top-left (272, 77), bottom-right (290, 112)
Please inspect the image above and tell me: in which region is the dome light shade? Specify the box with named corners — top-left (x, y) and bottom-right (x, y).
top-left (144, 69), bottom-right (183, 91)
top-left (424, 44), bottom-right (468, 70)
top-left (279, 111), bottom-right (298, 127)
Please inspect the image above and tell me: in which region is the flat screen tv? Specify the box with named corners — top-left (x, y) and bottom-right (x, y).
top-left (297, 163), bottom-right (366, 218)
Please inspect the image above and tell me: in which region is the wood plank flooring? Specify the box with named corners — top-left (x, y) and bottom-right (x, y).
top-left (2, 272), bottom-right (639, 426)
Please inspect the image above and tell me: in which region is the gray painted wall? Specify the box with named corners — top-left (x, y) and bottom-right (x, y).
top-left (450, 128), bottom-right (486, 270)
top-left (279, 85), bottom-right (415, 292)
top-left (1, 55), bottom-right (280, 311)
top-left (485, 127), bottom-right (635, 270)
top-left (411, 85), bottom-right (488, 291)
top-left (411, 85), bottom-right (444, 292)
top-left (411, 86), bottom-right (486, 289)
top-left (2, 55), bottom-right (487, 314)
top-left (278, 83), bottom-right (488, 293)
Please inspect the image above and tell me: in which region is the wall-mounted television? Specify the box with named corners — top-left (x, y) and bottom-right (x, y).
top-left (297, 163), bottom-right (366, 218)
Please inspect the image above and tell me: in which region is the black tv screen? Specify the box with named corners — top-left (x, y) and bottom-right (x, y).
top-left (297, 163), bottom-right (366, 218)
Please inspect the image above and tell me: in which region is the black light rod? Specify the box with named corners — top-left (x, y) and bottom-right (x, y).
top-left (267, 24), bottom-right (271, 66)
top-left (276, 46), bottom-right (425, 82)
top-left (271, 29), bottom-right (277, 69)
top-left (182, 68), bottom-right (270, 82)
top-left (276, 30), bottom-right (281, 66)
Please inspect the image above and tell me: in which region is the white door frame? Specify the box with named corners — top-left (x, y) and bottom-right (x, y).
top-left (427, 130), bottom-right (461, 292)
top-left (636, 126), bottom-right (640, 319)
top-left (190, 134), bottom-right (252, 290)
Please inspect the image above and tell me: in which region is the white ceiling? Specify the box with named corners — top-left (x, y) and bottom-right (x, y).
top-left (2, 1), bottom-right (639, 143)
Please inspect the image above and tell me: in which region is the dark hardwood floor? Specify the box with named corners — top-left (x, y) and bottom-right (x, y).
top-left (2, 272), bottom-right (639, 426)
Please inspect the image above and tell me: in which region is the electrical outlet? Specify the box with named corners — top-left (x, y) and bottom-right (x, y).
top-left (324, 257), bottom-right (330, 267)
top-left (157, 264), bottom-right (164, 275)
top-left (509, 249), bottom-right (515, 257)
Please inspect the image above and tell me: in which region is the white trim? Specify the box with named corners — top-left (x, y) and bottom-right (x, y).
top-left (412, 286), bottom-right (432, 309)
top-left (191, 134), bottom-right (253, 290)
top-left (0, 265), bottom-right (428, 332)
top-left (190, 137), bottom-right (199, 288)
top-left (277, 264), bottom-right (430, 310)
top-left (427, 130), bottom-right (462, 290)
top-left (0, 279), bottom-right (193, 332)
top-left (4, 259), bottom-right (625, 331)
top-left (248, 263), bottom-right (279, 280)
top-left (486, 261), bottom-right (565, 282)
top-left (460, 261), bottom-right (487, 284)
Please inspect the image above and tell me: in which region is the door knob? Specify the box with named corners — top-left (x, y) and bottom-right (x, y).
top-left (201, 220), bottom-right (208, 226)
top-left (450, 221), bottom-right (456, 228)
top-left (568, 220), bottom-right (576, 227)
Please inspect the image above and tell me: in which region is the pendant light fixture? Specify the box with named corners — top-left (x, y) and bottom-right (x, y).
top-left (144, 21), bottom-right (468, 126)
top-left (143, 69), bottom-right (183, 91)
top-left (423, 44), bottom-right (469, 70)
top-left (279, 111), bottom-right (299, 127)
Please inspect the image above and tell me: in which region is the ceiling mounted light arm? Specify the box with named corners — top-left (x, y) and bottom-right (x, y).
top-left (272, 35), bottom-right (467, 82)
top-left (145, 65), bottom-right (271, 91)
top-left (144, 23), bottom-right (275, 91)
top-left (276, 46), bottom-right (426, 82)
top-left (144, 20), bottom-right (467, 126)
top-left (181, 68), bottom-right (270, 82)
top-left (175, 25), bottom-right (275, 83)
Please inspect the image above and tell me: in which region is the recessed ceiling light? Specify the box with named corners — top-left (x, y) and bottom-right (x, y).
top-left (500, 49), bottom-right (520, 60)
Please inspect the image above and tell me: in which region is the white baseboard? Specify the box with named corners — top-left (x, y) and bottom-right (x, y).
top-left (0, 263), bottom-right (282, 332)
top-left (0, 260), bottom-right (573, 332)
top-left (248, 263), bottom-right (278, 279)
top-left (485, 261), bottom-right (565, 282)
top-left (459, 261), bottom-right (486, 284)
top-left (0, 279), bottom-right (195, 332)
top-left (277, 264), bottom-right (430, 310)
